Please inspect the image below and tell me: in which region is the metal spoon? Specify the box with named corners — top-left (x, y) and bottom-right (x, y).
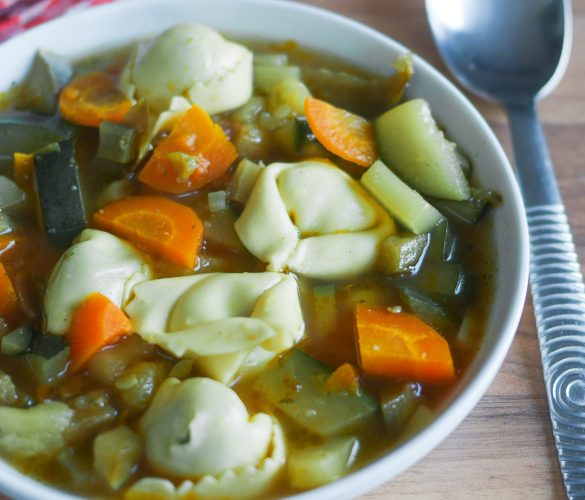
top-left (425, 0), bottom-right (584, 497)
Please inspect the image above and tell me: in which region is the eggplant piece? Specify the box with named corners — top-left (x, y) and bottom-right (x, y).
top-left (0, 111), bottom-right (72, 158)
top-left (253, 350), bottom-right (378, 437)
top-left (21, 50), bottom-right (73, 115)
top-left (97, 121), bottom-right (137, 164)
top-left (34, 139), bottom-right (86, 246)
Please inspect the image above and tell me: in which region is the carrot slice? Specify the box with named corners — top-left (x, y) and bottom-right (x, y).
top-left (305, 97), bottom-right (377, 167)
top-left (138, 105), bottom-right (238, 194)
top-left (0, 262), bottom-right (22, 326)
top-left (325, 363), bottom-right (360, 393)
top-left (59, 72), bottom-right (132, 127)
top-left (69, 292), bottom-right (132, 373)
top-left (92, 195), bottom-right (203, 269)
top-left (355, 304), bottom-right (455, 383)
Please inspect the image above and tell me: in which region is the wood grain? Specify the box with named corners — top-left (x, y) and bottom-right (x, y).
top-left (296, 0), bottom-right (585, 498)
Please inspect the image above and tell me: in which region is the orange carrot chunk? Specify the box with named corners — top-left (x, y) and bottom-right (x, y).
top-left (92, 195), bottom-right (203, 269)
top-left (355, 304), bottom-right (455, 384)
top-left (69, 292), bottom-right (132, 373)
top-left (138, 105), bottom-right (238, 194)
top-left (325, 362), bottom-right (360, 393)
top-left (305, 97), bottom-right (377, 167)
top-left (0, 263), bottom-right (22, 326)
top-left (59, 72), bottom-right (132, 127)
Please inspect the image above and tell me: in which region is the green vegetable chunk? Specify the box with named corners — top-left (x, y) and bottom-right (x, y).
top-left (1, 324), bottom-right (35, 356)
top-left (254, 65), bottom-right (301, 94)
top-left (34, 139), bottom-right (86, 246)
top-left (253, 350), bottom-right (378, 437)
top-left (287, 436), bottom-right (359, 490)
top-left (397, 405), bottom-right (435, 443)
top-left (0, 176), bottom-right (26, 210)
top-left (254, 53), bottom-right (289, 67)
top-left (0, 369), bottom-right (17, 406)
top-left (93, 426), bottom-right (142, 490)
top-left (361, 160), bottom-right (443, 234)
top-left (398, 286), bottom-right (456, 333)
top-left (379, 234), bottom-right (429, 275)
top-left (97, 121), bottom-right (137, 164)
top-left (430, 189), bottom-right (498, 224)
top-left (426, 219), bottom-right (456, 262)
top-left (227, 158), bottom-right (265, 204)
top-left (375, 99), bottom-right (470, 200)
top-left (380, 383), bottom-right (421, 437)
top-left (21, 50), bottom-right (73, 115)
top-left (0, 402), bottom-right (74, 459)
top-left (411, 261), bottom-right (467, 297)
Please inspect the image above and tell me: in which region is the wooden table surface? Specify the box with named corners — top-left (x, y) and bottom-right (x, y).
top-left (297, 0), bottom-right (585, 499)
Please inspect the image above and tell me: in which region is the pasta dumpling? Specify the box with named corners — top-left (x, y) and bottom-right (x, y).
top-left (138, 377), bottom-right (285, 497)
top-left (44, 229), bottom-right (151, 335)
top-left (234, 160), bottom-right (397, 280)
top-left (124, 272), bottom-right (304, 383)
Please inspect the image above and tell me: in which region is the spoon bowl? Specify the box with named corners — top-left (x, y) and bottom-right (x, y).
top-left (426, 1), bottom-right (585, 498)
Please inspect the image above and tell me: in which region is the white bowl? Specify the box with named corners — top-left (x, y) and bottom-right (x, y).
top-left (0, 1), bottom-right (529, 498)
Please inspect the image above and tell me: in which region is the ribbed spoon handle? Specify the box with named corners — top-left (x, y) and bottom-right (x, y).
top-left (527, 204), bottom-right (585, 499)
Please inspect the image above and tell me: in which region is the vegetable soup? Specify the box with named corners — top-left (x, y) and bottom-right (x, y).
top-left (0, 23), bottom-right (497, 499)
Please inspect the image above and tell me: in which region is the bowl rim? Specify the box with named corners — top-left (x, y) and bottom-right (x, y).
top-left (0, 1), bottom-right (530, 499)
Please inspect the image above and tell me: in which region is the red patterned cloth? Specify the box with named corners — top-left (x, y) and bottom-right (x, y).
top-left (0, 0), bottom-right (114, 41)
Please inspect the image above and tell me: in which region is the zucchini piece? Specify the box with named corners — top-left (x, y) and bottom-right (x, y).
top-left (426, 219), bottom-right (456, 262)
top-left (254, 53), bottom-right (289, 67)
top-left (380, 382), bottom-right (421, 437)
top-left (253, 350), bottom-right (378, 437)
top-left (34, 139), bottom-right (86, 246)
top-left (97, 121), bottom-right (137, 164)
top-left (0, 112), bottom-right (71, 158)
top-left (375, 99), bottom-right (470, 200)
top-left (254, 65), bottom-right (301, 94)
top-left (0, 369), bottom-right (17, 406)
top-left (0, 176), bottom-right (26, 210)
top-left (208, 191), bottom-right (227, 213)
top-left (227, 158), bottom-right (265, 204)
top-left (361, 160), bottom-right (444, 234)
top-left (230, 96), bottom-right (265, 124)
top-left (1, 324), bottom-right (35, 356)
top-left (295, 116), bottom-right (317, 153)
top-left (94, 426), bottom-right (142, 491)
top-left (268, 77), bottom-right (311, 116)
top-left (430, 189), bottom-right (498, 224)
top-left (411, 262), bottom-right (467, 297)
top-left (21, 50), bottom-right (73, 115)
top-left (26, 331), bottom-right (70, 383)
top-left (379, 234), bottom-right (428, 275)
top-left (398, 286), bottom-right (456, 333)
top-left (287, 436), bottom-right (359, 490)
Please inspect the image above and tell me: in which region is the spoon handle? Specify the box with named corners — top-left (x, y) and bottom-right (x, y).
top-left (507, 103), bottom-right (585, 498)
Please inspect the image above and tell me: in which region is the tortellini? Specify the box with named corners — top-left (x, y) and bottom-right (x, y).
top-left (133, 377), bottom-right (285, 499)
top-left (234, 160), bottom-right (397, 280)
top-left (126, 23), bottom-right (253, 115)
top-left (44, 229), bottom-right (151, 335)
top-left (124, 272), bottom-right (304, 383)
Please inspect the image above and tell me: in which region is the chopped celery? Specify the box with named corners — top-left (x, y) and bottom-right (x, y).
top-left (94, 426), bottom-right (142, 490)
top-left (287, 436), bottom-right (359, 490)
top-left (21, 50), bottom-right (73, 115)
top-left (379, 234), bottom-right (428, 275)
top-left (361, 160), bottom-right (444, 234)
top-left (375, 99), bottom-right (470, 200)
top-left (97, 121), bottom-right (137, 164)
top-left (203, 209), bottom-right (247, 253)
top-left (253, 350), bottom-right (378, 437)
top-left (230, 96), bottom-right (265, 123)
top-left (397, 405), bottom-right (435, 443)
top-left (268, 78), bottom-right (311, 116)
top-left (227, 158), bottom-right (265, 204)
top-left (208, 191), bottom-right (228, 213)
top-left (254, 53), bottom-right (289, 67)
top-left (34, 139), bottom-right (86, 246)
top-left (311, 284), bottom-right (337, 336)
top-left (0, 176), bottom-right (26, 210)
top-left (411, 262), bottom-right (467, 297)
top-left (426, 219), bottom-right (456, 262)
top-left (1, 324), bottom-right (35, 356)
top-left (381, 382), bottom-right (421, 437)
top-left (0, 112), bottom-right (71, 157)
top-left (398, 286), bottom-right (455, 333)
top-left (430, 189), bottom-right (498, 224)
top-left (114, 361), bottom-right (169, 415)
top-left (166, 151), bottom-right (198, 182)
top-left (254, 65), bottom-right (301, 94)
top-left (0, 369), bottom-right (17, 406)
top-left (97, 179), bottom-right (132, 207)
